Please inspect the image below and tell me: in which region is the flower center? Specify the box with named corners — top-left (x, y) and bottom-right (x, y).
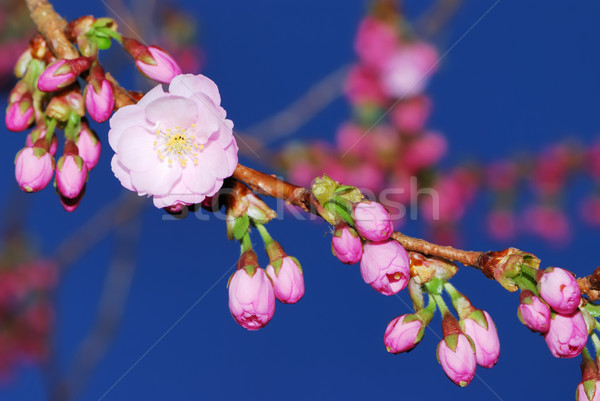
top-left (154, 125), bottom-right (203, 167)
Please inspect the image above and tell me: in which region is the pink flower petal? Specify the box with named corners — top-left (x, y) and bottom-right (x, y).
top-left (169, 74), bottom-right (221, 106)
top-left (145, 96), bottom-right (198, 128)
top-left (130, 163), bottom-right (181, 195)
top-left (116, 127), bottom-right (159, 172)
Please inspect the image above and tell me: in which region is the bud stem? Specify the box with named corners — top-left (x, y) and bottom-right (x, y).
top-left (240, 232), bottom-right (253, 255)
top-left (44, 118), bottom-right (57, 141)
top-left (255, 223), bottom-right (273, 246)
top-left (444, 282), bottom-right (476, 320)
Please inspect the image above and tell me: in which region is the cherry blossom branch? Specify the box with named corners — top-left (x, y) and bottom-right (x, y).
top-left (25, 0), bottom-right (600, 301)
top-left (243, 64), bottom-right (350, 142)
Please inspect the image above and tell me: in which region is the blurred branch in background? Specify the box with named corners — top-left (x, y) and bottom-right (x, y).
top-left (51, 212), bottom-right (143, 401)
top-left (53, 193), bottom-right (145, 272)
top-left (416, 0), bottom-right (464, 37)
top-left (245, 65), bottom-right (351, 143)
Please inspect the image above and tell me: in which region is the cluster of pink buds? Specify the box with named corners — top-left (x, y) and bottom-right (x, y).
top-left (5, 16), bottom-right (182, 210)
top-left (224, 183), bottom-right (304, 330)
top-left (515, 266), bottom-right (588, 359)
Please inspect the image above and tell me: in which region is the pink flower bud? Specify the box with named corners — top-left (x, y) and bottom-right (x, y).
top-left (360, 240), bottom-right (410, 296)
top-left (384, 314), bottom-right (423, 354)
top-left (265, 256), bottom-right (304, 304)
top-left (5, 99), bottom-right (34, 132)
top-left (14, 147), bottom-right (54, 192)
top-left (353, 200), bottom-right (393, 241)
top-left (84, 79), bottom-right (115, 122)
top-left (577, 381), bottom-right (600, 401)
top-left (76, 125), bottom-right (101, 170)
top-left (228, 267), bottom-right (275, 330)
top-left (37, 60), bottom-right (77, 92)
top-left (517, 291), bottom-right (551, 333)
top-left (124, 38), bottom-right (181, 84)
top-left (544, 311), bottom-right (588, 358)
top-left (461, 310), bottom-right (500, 368)
top-left (55, 153), bottom-right (88, 199)
top-left (437, 333), bottom-right (477, 387)
top-left (331, 224), bottom-right (363, 264)
top-left (538, 267), bottom-right (581, 314)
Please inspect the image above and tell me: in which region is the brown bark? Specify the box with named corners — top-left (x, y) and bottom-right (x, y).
top-left (23, 0), bottom-right (600, 301)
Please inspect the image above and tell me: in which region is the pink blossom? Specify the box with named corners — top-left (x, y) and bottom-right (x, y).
top-left (14, 147), bottom-right (54, 193)
top-left (137, 46), bottom-right (182, 84)
top-left (517, 291), bottom-right (551, 333)
top-left (331, 224), bottom-right (363, 265)
top-left (390, 95), bottom-right (431, 134)
top-left (577, 381), bottom-right (600, 401)
top-left (85, 79), bottom-right (115, 123)
top-left (524, 205), bottom-right (571, 244)
top-left (55, 154), bottom-right (88, 199)
top-left (403, 131), bottom-right (447, 172)
top-left (360, 240), bottom-right (410, 296)
top-left (354, 17), bottom-right (398, 70)
top-left (487, 210), bottom-right (517, 241)
top-left (288, 161), bottom-right (316, 188)
top-left (381, 42), bottom-right (439, 99)
top-left (228, 268), bottom-right (275, 331)
top-left (461, 311), bottom-right (500, 368)
top-left (5, 100), bottom-right (34, 132)
top-left (344, 64), bottom-right (387, 106)
top-left (265, 256), bottom-right (304, 304)
top-left (353, 200), bottom-right (393, 241)
top-left (537, 267), bottom-right (581, 314)
top-left (437, 333), bottom-right (477, 387)
top-left (384, 314), bottom-right (423, 354)
top-left (544, 311), bottom-right (588, 358)
top-left (76, 125), bottom-right (101, 170)
top-left (109, 74), bottom-right (238, 209)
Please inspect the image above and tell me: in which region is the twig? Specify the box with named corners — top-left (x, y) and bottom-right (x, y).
top-left (244, 64), bottom-right (350, 143)
top-left (52, 192), bottom-right (145, 271)
top-left (55, 214), bottom-right (142, 401)
top-left (25, 0), bottom-right (600, 301)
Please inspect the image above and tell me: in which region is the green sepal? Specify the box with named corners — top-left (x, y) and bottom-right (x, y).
top-left (270, 258), bottom-right (283, 276)
top-left (56, 155), bottom-right (66, 171)
top-left (465, 310), bottom-right (488, 331)
top-left (424, 277), bottom-right (444, 296)
top-left (90, 29), bottom-right (112, 50)
top-left (324, 199), bottom-right (353, 226)
top-left (32, 147), bottom-right (47, 159)
top-left (581, 308), bottom-right (596, 334)
top-left (444, 334), bottom-right (459, 352)
top-left (585, 302), bottom-right (600, 318)
top-left (232, 214), bottom-right (250, 241)
top-left (333, 185), bottom-right (363, 203)
top-left (74, 155), bottom-right (85, 172)
top-left (241, 264), bottom-right (258, 278)
top-left (584, 380), bottom-right (597, 401)
top-left (289, 256), bottom-right (302, 273)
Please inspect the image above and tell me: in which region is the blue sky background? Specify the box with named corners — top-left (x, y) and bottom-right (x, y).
top-left (2, 1), bottom-right (600, 400)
